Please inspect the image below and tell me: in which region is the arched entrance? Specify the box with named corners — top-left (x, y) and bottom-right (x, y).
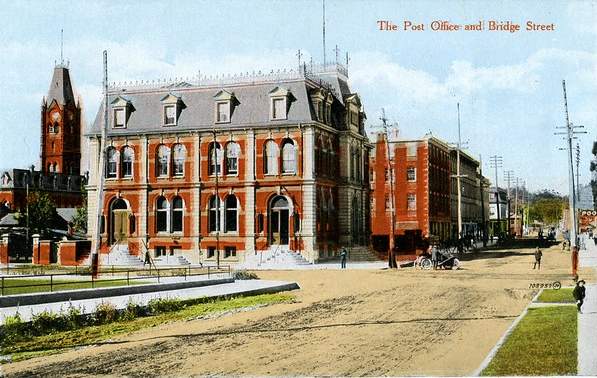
top-left (109, 198), bottom-right (129, 245)
top-left (269, 195), bottom-right (292, 246)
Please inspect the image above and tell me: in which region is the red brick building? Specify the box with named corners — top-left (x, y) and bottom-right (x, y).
top-left (370, 133), bottom-right (451, 257)
top-left (86, 64), bottom-right (372, 265)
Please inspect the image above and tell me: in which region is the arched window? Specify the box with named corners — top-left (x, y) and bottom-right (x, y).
top-left (156, 145), bottom-right (170, 177)
top-left (172, 144), bottom-right (186, 176)
top-left (47, 163), bottom-right (53, 173)
top-left (53, 162), bottom-right (58, 173)
top-left (225, 195), bottom-right (238, 232)
top-left (282, 139), bottom-right (296, 174)
top-left (156, 196), bottom-right (169, 232)
top-left (106, 147), bottom-right (118, 178)
top-left (122, 146), bottom-right (134, 178)
top-left (208, 196), bottom-right (221, 232)
top-left (172, 196), bottom-right (184, 232)
top-left (264, 140), bottom-right (279, 175)
top-left (225, 142), bottom-right (240, 175)
top-left (209, 142), bottom-right (222, 175)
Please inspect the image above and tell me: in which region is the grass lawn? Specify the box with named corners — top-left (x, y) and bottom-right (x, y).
top-left (2, 293), bottom-right (294, 362)
top-left (481, 306), bottom-right (577, 376)
top-left (1, 278), bottom-right (146, 296)
top-left (537, 288), bottom-right (575, 303)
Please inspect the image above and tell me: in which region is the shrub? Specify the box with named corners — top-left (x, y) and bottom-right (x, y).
top-left (31, 311), bottom-right (62, 335)
top-left (1, 312), bottom-right (25, 345)
top-left (94, 302), bottom-right (118, 324)
top-left (121, 299), bottom-right (143, 321)
top-left (147, 297), bottom-right (184, 314)
top-left (233, 270), bottom-right (259, 280)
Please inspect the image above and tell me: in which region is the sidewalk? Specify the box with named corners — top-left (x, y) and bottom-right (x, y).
top-left (0, 279), bottom-right (299, 325)
top-left (578, 237), bottom-right (597, 376)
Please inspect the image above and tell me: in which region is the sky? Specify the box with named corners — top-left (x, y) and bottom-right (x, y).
top-left (0, 0), bottom-right (595, 193)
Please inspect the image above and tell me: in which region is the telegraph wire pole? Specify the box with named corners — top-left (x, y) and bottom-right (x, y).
top-left (504, 170), bottom-right (514, 236)
top-left (450, 103), bottom-right (468, 239)
top-left (555, 80), bottom-right (586, 248)
top-left (489, 155), bottom-right (503, 238)
top-left (576, 142), bottom-right (581, 201)
top-left (380, 108), bottom-right (397, 268)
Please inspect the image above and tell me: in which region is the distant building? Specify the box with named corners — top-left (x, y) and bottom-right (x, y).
top-left (488, 187), bottom-right (508, 237)
top-left (578, 183), bottom-right (595, 210)
top-left (369, 133), bottom-right (452, 257)
top-left (449, 148), bottom-right (485, 239)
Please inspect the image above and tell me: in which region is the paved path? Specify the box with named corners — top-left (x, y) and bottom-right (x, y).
top-left (578, 236), bottom-right (597, 376)
top-left (0, 279), bottom-right (298, 324)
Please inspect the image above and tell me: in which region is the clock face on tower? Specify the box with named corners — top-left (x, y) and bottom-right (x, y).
top-left (51, 112), bottom-right (61, 122)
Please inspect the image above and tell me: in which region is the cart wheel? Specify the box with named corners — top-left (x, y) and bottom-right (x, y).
top-left (421, 258), bottom-right (432, 270)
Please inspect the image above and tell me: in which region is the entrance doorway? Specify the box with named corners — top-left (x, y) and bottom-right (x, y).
top-left (110, 198), bottom-right (129, 245)
top-left (269, 196), bottom-right (291, 246)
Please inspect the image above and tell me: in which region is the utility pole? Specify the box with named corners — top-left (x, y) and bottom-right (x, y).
top-left (479, 155), bottom-right (487, 247)
top-left (514, 177), bottom-right (519, 237)
top-left (576, 142), bottom-right (581, 201)
top-left (489, 155), bottom-right (503, 239)
top-left (322, 0), bottom-right (326, 66)
top-left (451, 103), bottom-right (467, 240)
top-left (380, 108), bottom-right (397, 268)
top-left (504, 170), bottom-right (514, 236)
top-left (212, 127), bottom-right (220, 269)
top-left (555, 80), bottom-right (586, 248)
top-left (91, 50), bottom-right (109, 275)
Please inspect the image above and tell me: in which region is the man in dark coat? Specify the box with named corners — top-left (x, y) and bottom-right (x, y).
top-left (573, 280), bottom-right (587, 313)
top-left (340, 247), bottom-right (347, 269)
top-left (533, 247), bottom-right (542, 270)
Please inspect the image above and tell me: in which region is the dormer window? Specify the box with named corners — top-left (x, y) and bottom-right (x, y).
top-left (160, 93), bottom-right (184, 127)
top-left (213, 90), bottom-right (237, 124)
top-left (114, 108), bottom-right (126, 128)
top-left (110, 96), bottom-right (133, 129)
top-left (269, 87), bottom-right (291, 121)
top-left (164, 105), bottom-right (176, 125)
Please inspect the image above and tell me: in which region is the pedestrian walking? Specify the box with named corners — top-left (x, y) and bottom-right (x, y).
top-left (340, 247), bottom-right (347, 269)
top-left (431, 244), bottom-right (438, 270)
top-left (533, 246), bottom-right (542, 270)
top-left (573, 279), bottom-right (587, 313)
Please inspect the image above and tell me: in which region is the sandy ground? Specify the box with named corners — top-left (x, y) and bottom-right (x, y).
top-left (2, 244), bottom-right (592, 377)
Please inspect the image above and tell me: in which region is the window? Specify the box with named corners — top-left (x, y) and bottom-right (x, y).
top-left (156, 196), bottom-right (169, 232)
top-left (172, 196), bottom-right (183, 232)
top-left (264, 140), bottom-right (279, 175)
top-left (225, 142), bottom-right (240, 175)
top-left (122, 146), bottom-right (134, 178)
top-left (114, 108), bottom-right (126, 128)
top-left (407, 193), bottom-right (416, 211)
top-left (216, 102), bottom-right (230, 123)
top-left (208, 196), bottom-right (221, 232)
top-left (155, 246), bottom-right (166, 257)
top-left (281, 140), bottom-right (296, 174)
top-left (209, 142), bottom-right (222, 175)
top-left (164, 105), bottom-right (176, 125)
top-left (224, 246), bottom-right (236, 258)
top-left (172, 144), bottom-right (186, 176)
top-left (407, 166), bottom-right (416, 181)
top-left (53, 162), bottom-right (58, 173)
top-left (157, 145), bottom-right (170, 177)
top-left (272, 98), bottom-right (286, 120)
top-left (225, 195), bottom-right (238, 232)
top-left (385, 195), bottom-right (390, 210)
top-left (207, 247), bottom-right (216, 258)
top-left (106, 147), bottom-right (118, 178)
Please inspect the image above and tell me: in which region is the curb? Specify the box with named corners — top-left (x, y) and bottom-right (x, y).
top-left (472, 288), bottom-right (543, 376)
top-left (0, 277), bottom-right (234, 307)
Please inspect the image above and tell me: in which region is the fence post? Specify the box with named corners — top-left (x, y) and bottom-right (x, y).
top-left (208, 266), bottom-right (210, 278)
top-left (1, 277), bottom-right (4, 296)
top-left (127, 270), bottom-right (130, 286)
top-left (157, 269), bottom-right (160, 284)
top-left (50, 274), bottom-right (53, 292)
top-left (92, 274), bottom-right (95, 289)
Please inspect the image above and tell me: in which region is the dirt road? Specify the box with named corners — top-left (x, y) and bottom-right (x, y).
top-left (4, 245), bottom-right (587, 377)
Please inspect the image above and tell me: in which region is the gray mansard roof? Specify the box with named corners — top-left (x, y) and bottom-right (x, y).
top-left (88, 68), bottom-right (355, 137)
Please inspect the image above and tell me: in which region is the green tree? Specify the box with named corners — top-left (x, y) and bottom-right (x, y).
top-left (71, 205), bottom-right (87, 234)
top-left (528, 198), bottom-right (566, 225)
top-left (18, 191), bottom-right (58, 237)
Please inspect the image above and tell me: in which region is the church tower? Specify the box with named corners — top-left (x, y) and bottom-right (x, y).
top-left (40, 63), bottom-right (82, 175)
